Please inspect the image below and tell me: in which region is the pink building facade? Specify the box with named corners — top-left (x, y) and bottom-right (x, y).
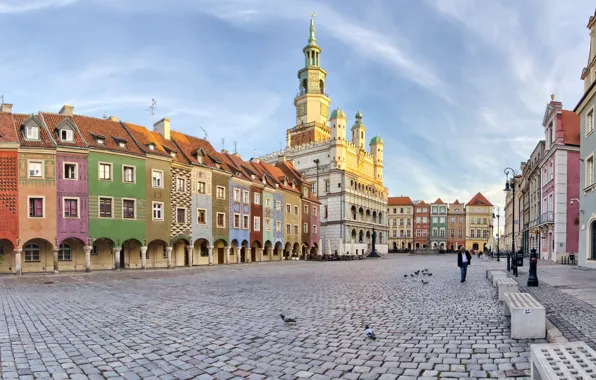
top-left (537, 99), bottom-right (580, 262)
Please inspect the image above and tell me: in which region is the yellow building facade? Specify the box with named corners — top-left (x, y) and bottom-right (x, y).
top-left (465, 192), bottom-right (493, 252)
top-left (388, 196), bottom-right (413, 251)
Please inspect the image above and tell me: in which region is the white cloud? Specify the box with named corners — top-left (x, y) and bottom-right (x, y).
top-left (0, 0), bottom-right (78, 13)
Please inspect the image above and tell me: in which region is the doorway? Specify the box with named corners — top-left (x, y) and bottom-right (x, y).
top-left (218, 248), bottom-right (224, 264)
top-left (251, 247), bottom-right (256, 262)
top-left (241, 248), bottom-right (246, 263)
top-left (119, 250), bottom-right (125, 268)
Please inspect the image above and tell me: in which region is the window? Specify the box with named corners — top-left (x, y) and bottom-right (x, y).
top-left (265, 218), bottom-right (271, 231)
top-left (470, 229), bottom-right (475, 238)
top-left (286, 204), bottom-right (291, 214)
top-left (275, 200), bottom-right (281, 210)
top-left (99, 198), bottom-right (112, 218)
top-left (286, 224), bottom-right (291, 234)
top-left (60, 129), bottom-right (74, 141)
top-left (416, 216), bottom-right (421, 224)
top-left (123, 199), bottom-right (135, 219)
top-left (176, 178), bottom-right (186, 192)
top-left (304, 223), bottom-right (308, 233)
top-left (234, 189), bottom-right (241, 202)
top-left (325, 180), bottom-right (330, 192)
top-left (311, 183), bottom-right (315, 194)
top-left (439, 228), bottom-right (445, 237)
top-left (254, 193), bottom-right (261, 205)
top-left (152, 170), bottom-right (163, 188)
top-left (64, 163), bottom-right (77, 180)
top-left (216, 212), bottom-right (225, 228)
top-left (458, 229), bottom-right (463, 238)
top-left (294, 225), bottom-right (299, 235)
top-left (152, 202), bottom-right (164, 220)
top-left (324, 206), bottom-right (328, 218)
top-left (24, 243), bottom-right (40, 262)
top-left (99, 163), bottom-right (112, 180)
top-left (58, 244), bottom-right (71, 261)
top-left (123, 166), bottom-right (135, 183)
top-left (97, 138), bottom-right (104, 145)
top-left (243, 215), bottom-right (249, 229)
top-left (303, 187), bottom-right (308, 197)
top-left (28, 161), bottom-right (43, 177)
top-left (588, 109), bottom-right (595, 135)
top-left (483, 217), bottom-right (487, 225)
top-left (549, 163), bottom-right (553, 181)
top-left (304, 205), bottom-right (308, 215)
top-left (393, 230), bottom-right (397, 238)
top-left (276, 221), bottom-right (282, 232)
top-left (265, 198), bottom-right (271, 208)
top-left (432, 217), bottom-right (438, 223)
top-left (459, 217), bottom-right (464, 224)
top-left (63, 198), bottom-right (79, 218)
top-left (242, 190), bottom-right (249, 203)
top-left (587, 155), bottom-right (594, 187)
top-left (198, 209), bottom-right (206, 224)
top-left (313, 206), bottom-right (317, 216)
top-left (254, 217), bottom-right (261, 231)
top-left (216, 186), bottom-right (225, 199)
top-left (294, 206), bottom-right (299, 215)
top-left (197, 181), bottom-right (206, 194)
top-left (400, 208), bottom-right (404, 213)
top-left (176, 208), bottom-right (186, 223)
top-left (91, 244), bottom-right (98, 255)
top-left (439, 217), bottom-right (445, 223)
top-left (118, 142), bottom-right (126, 148)
top-left (234, 214), bottom-right (241, 228)
top-left (483, 229), bottom-right (489, 239)
top-left (432, 228), bottom-right (437, 236)
top-left (28, 197), bottom-right (43, 218)
top-left (450, 229), bottom-right (454, 237)
top-left (25, 125), bottom-right (39, 139)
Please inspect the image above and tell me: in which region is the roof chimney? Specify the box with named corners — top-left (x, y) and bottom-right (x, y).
top-left (154, 117), bottom-right (170, 140)
top-left (59, 104), bottom-right (74, 116)
top-left (108, 116), bottom-right (119, 122)
top-left (277, 155), bottom-right (286, 164)
top-left (233, 152), bottom-right (241, 158)
top-left (0, 103), bottom-right (13, 113)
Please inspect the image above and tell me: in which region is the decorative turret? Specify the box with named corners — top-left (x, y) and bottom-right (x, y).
top-left (330, 106), bottom-right (346, 140)
top-left (370, 135), bottom-right (384, 180)
top-left (351, 110), bottom-right (366, 149)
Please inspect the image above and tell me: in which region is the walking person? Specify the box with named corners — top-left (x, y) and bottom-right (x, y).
top-left (457, 247), bottom-right (472, 282)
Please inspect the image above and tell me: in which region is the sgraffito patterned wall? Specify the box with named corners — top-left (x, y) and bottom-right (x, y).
top-left (171, 165), bottom-right (191, 243)
top-left (0, 151), bottom-right (18, 245)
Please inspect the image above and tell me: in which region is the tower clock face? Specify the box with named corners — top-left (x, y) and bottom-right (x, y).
top-left (297, 103), bottom-right (307, 117)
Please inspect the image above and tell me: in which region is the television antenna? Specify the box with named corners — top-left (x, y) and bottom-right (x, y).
top-left (199, 127), bottom-right (208, 140)
top-left (146, 98), bottom-right (157, 125)
top-left (233, 141), bottom-right (237, 154)
top-left (0, 95), bottom-right (4, 105)
top-left (222, 138), bottom-right (225, 151)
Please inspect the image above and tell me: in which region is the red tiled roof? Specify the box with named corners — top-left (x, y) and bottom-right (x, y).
top-left (432, 198), bottom-right (445, 204)
top-left (451, 200), bottom-right (462, 204)
top-left (124, 122), bottom-right (171, 158)
top-left (0, 112), bottom-right (18, 143)
top-left (73, 115), bottom-right (144, 155)
top-left (561, 110), bottom-right (580, 146)
top-left (170, 130), bottom-right (219, 167)
top-left (466, 192), bottom-right (493, 207)
top-left (40, 112), bottom-right (87, 148)
top-left (12, 113), bottom-right (55, 148)
top-left (388, 196), bottom-right (413, 205)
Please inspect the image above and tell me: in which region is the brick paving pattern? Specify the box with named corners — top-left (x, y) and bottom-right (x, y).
top-left (0, 255), bottom-right (546, 379)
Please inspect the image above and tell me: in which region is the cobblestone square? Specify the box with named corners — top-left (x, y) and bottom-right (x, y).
top-left (0, 255), bottom-right (543, 379)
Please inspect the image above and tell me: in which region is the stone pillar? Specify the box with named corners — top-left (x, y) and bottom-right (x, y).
top-left (186, 246), bottom-right (194, 267)
top-left (259, 248), bottom-right (264, 262)
top-left (14, 248), bottom-right (22, 276)
top-left (236, 248), bottom-right (241, 264)
top-left (114, 246), bottom-right (122, 270)
top-left (208, 246), bottom-right (214, 265)
top-left (84, 245), bottom-right (93, 272)
top-left (225, 247), bottom-right (231, 264)
top-left (52, 248), bottom-right (59, 274)
top-left (140, 246), bottom-right (148, 269)
top-left (246, 249), bottom-right (251, 263)
top-left (166, 246), bottom-right (173, 268)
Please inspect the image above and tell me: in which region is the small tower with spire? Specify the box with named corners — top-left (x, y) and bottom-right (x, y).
top-left (351, 110), bottom-right (366, 149)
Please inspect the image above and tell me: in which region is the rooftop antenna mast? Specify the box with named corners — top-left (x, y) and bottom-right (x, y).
top-left (234, 141), bottom-right (237, 154)
top-left (200, 127), bottom-right (208, 140)
top-left (146, 98), bottom-right (157, 126)
top-left (222, 138), bottom-right (225, 152)
top-left (0, 95), bottom-right (4, 105)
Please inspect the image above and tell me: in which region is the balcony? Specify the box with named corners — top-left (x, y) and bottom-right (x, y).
top-left (296, 89), bottom-right (329, 97)
top-left (536, 211), bottom-right (554, 226)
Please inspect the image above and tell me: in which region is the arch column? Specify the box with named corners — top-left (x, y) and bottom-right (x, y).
top-left (166, 247), bottom-right (173, 268)
top-left (84, 245), bottom-right (93, 272)
top-left (52, 248), bottom-right (59, 274)
top-left (236, 248), bottom-right (240, 264)
top-left (14, 248), bottom-right (22, 276)
top-left (140, 246), bottom-right (148, 270)
top-left (208, 246), bottom-right (214, 265)
top-left (225, 247), bottom-right (231, 264)
top-left (186, 246), bottom-right (193, 267)
top-left (259, 248), bottom-right (263, 262)
top-left (114, 246), bottom-right (122, 270)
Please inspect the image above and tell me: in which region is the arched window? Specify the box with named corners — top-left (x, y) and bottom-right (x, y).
top-left (58, 243), bottom-right (71, 261)
top-left (24, 243), bottom-right (40, 262)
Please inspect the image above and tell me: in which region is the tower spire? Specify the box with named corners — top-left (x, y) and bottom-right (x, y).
top-left (309, 12), bottom-right (317, 45)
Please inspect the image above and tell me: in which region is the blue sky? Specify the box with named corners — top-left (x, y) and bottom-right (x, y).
top-left (0, 0), bottom-right (594, 224)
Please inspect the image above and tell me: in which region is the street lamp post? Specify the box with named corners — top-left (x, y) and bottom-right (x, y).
top-left (504, 168), bottom-right (518, 277)
top-left (493, 207), bottom-right (500, 262)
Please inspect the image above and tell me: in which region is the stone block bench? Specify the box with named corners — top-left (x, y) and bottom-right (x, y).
top-left (530, 341), bottom-right (596, 380)
top-left (496, 277), bottom-right (519, 301)
top-left (492, 271), bottom-right (508, 286)
top-left (503, 292), bottom-right (546, 339)
top-left (486, 268), bottom-right (501, 279)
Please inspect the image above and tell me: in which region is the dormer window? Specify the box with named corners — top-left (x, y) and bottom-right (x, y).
top-left (148, 144), bottom-right (155, 150)
top-left (25, 125), bottom-right (39, 140)
top-left (97, 139), bottom-right (104, 145)
top-left (118, 142), bottom-right (126, 148)
top-left (60, 129), bottom-right (73, 142)
top-left (170, 152), bottom-right (176, 158)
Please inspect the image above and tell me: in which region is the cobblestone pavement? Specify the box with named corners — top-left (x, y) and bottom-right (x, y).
top-left (0, 255), bottom-right (544, 380)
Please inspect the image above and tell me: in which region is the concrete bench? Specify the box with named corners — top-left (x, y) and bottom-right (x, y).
top-left (492, 271), bottom-right (508, 286)
top-left (496, 277), bottom-right (519, 301)
top-left (530, 341), bottom-right (596, 380)
top-left (503, 292), bottom-right (545, 339)
top-left (486, 268), bottom-right (501, 279)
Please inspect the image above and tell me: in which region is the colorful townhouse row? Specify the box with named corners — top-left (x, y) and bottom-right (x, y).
top-left (387, 193), bottom-right (493, 252)
top-left (0, 104), bottom-right (320, 274)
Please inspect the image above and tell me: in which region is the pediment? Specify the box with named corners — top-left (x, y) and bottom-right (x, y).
top-left (55, 118), bottom-right (75, 131)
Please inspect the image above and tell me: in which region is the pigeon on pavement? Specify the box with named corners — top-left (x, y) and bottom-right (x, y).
top-left (280, 314), bottom-right (296, 324)
top-left (365, 325), bottom-right (376, 340)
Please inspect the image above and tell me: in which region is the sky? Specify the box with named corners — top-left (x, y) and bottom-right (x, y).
top-left (0, 0), bottom-right (594, 232)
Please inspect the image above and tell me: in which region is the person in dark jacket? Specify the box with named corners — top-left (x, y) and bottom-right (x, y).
top-left (457, 247), bottom-right (472, 282)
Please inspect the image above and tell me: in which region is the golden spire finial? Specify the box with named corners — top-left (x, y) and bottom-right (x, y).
top-left (311, 12), bottom-right (316, 19)
top-left (550, 93), bottom-right (556, 101)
